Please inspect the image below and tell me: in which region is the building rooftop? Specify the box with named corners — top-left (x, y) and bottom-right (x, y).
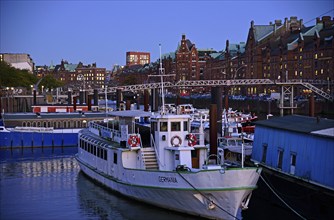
top-left (255, 115), bottom-right (334, 138)
top-left (3, 112), bottom-right (107, 120)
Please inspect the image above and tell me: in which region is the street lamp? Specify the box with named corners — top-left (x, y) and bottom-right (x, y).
top-left (77, 74), bottom-right (85, 103)
top-left (232, 64), bottom-right (247, 95)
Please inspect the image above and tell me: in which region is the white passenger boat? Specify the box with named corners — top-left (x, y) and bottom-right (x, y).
top-left (75, 47), bottom-right (261, 219)
top-left (75, 108), bottom-right (261, 219)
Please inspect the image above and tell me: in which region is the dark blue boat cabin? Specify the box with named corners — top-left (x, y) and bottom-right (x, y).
top-left (252, 115), bottom-right (334, 191)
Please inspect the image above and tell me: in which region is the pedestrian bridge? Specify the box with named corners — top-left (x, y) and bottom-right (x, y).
top-left (102, 79), bottom-right (333, 102)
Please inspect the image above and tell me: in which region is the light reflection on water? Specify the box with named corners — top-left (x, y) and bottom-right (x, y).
top-left (0, 149), bottom-right (203, 220)
top-left (1, 148), bottom-right (305, 220)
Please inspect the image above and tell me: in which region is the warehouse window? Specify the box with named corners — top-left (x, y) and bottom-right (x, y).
top-left (261, 143), bottom-right (268, 163)
top-left (290, 153), bottom-right (297, 175)
top-left (277, 148), bottom-right (284, 169)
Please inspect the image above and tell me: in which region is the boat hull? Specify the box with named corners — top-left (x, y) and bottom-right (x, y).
top-left (76, 156), bottom-right (261, 220)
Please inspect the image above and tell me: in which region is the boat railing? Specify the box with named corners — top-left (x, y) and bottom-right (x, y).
top-left (89, 121), bottom-right (121, 141)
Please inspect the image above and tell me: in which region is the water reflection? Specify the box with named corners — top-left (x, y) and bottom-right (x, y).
top-left (76, 172), bottom-right (204, 220)
top-left (0, 156), bottom-right (80, 220)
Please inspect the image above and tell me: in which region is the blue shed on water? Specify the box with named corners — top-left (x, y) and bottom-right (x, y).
top-left (252, 115), bottom-right (334, 191)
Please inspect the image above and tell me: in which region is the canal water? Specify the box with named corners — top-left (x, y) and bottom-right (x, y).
top-left (0, 147), bottom-right (298, 220)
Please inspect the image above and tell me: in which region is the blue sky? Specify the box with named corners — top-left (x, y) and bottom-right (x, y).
top-left (0, 1), bottom-right (333, 70)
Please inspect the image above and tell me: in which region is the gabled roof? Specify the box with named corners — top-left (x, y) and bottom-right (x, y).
top-left (162, 52), bottom-right (175, 59)
top-left (186, 39), bottom-right (194, 50)
top-left (253, 25), bottom-right (283, 42)
top-left (209, 52), bottom-right (223, 59)
top-left (64, 63), bottom-right (78, 72)
top-left (255, 115), bottom-right (334, 138)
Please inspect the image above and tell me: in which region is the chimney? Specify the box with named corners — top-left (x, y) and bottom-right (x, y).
top-left (275, 19), bottom-right (282, 26)
top-left (182, 34), bottom-right (186, 40)
top-left (284, 17), bottom-right (288, 31)
top-left (251, 20), bottom-right (254, 29)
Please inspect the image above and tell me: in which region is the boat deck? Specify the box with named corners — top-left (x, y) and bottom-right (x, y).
top-left (79, 128), bottom-right (123, 149)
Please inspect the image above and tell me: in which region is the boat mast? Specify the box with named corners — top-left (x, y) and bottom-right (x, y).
top-left (159, 44), bottom-right (166, 114)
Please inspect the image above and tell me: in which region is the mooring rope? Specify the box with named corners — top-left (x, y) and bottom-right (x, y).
top-left (259, 174), bottom-right (307, 220)
top-left (176, 170), bottom-right (240, 220)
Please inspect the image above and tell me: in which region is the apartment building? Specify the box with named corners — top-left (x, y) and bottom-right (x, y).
top-left (0, 53), bottom-right (35, 72)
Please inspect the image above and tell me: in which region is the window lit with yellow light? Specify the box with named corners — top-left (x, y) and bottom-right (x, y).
top-left (315, 54), bottom-right (318, 59)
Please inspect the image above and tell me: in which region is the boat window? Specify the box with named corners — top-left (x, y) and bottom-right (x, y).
top-left (151, 122), bottom-right (157, 132)
top-left (114, 152), bottom-right (117, 164)
top-left (98, 147), bottom-right (101, 158)
top-left (84, 142), bottom-right (88, 151)
top-left (183, 121), bottom-right (188, 131)
top-left (171, 122), bottom-right (181, 131)
top-left (261, 143), bottom-right (268, 163)
top-left (160, 122), bottom-right (168, 132)
top-left (103, 149), bottom-right (107, 160)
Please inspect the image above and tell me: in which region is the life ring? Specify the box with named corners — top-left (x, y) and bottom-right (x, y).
top-left (171, 135), bottom-right (182, 147)
top-left (128, 135), bottom-right (141, 147)
top-left (187, 133), bottom-right (197, 147)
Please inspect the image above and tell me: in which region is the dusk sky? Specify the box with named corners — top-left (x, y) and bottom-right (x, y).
top-left (1, 1), bottom-right (333, 70)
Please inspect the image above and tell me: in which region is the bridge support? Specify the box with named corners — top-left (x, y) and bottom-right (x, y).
top-left (93, 89), bottom-right (98, 106)
top-left (144, 90), bottom-right (149, 111)
top-left (209, 104), bottom-right (218, 164)
top-left (279, 84), bottom-right (297, 116)
top-left (211, 87), bottom-right (222, 136)
top-left (116, 89), bottom-right (122, 111)
top-left (151, 89), bottom-right (159, 112)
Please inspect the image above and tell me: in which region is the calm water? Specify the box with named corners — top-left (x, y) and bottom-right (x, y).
top-left (0, 147), bottom-right (298, 220)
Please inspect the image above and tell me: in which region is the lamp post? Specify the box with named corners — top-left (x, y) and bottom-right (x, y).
top-left (232, 64), bottom-right (247, 95)
top-left (77, 74), bottom-right (85, 103)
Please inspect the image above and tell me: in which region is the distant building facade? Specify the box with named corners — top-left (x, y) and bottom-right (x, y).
top-left (35, 60), bottom-right (107, 90)
top-left (203, 16), bottom-right (334, 96)
top-left (126, 51), bottom-right (150, 66)
top-left (0, 53), bottom-right (35, 72)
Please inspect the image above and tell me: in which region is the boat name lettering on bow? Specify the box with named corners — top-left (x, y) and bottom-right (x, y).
top-left (158, 176), bottom-right (178, 183)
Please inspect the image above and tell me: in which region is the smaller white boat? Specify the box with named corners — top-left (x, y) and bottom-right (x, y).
top-left (218, 136), bottom-right (253, 166)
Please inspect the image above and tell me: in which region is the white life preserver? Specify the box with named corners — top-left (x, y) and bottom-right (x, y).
top-left (171, 135), bottom-right (182, 147)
